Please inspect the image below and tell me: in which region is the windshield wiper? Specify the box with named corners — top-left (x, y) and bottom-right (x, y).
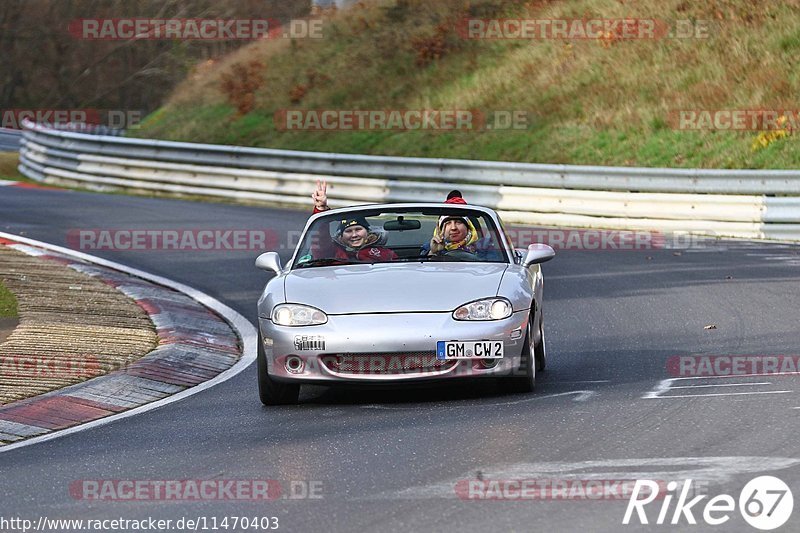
top-left (393, 256), bottom-right (438, 262)
top-left (294, 258), bottom-right (353, 268)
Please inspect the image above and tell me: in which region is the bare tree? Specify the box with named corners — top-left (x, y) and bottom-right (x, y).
top-left (0, 0), bottom-right (312, 116)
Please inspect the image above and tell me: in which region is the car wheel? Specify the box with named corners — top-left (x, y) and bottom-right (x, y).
top-left (257, 332), bottom-right (300, 405)
top-left (535, 313), bottom-right (546, 372)
top-left (509, 313), bottom-right (536, 393)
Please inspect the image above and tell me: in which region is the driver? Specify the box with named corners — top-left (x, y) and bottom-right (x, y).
top-left (428, 215), bottom-right (480, 257)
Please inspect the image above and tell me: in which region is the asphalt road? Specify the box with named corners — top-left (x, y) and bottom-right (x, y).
top-left (1, 185), bottom-right (799, 532)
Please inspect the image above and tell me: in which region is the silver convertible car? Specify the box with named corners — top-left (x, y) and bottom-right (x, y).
top-left (255, 203), bottom-right (555, 404)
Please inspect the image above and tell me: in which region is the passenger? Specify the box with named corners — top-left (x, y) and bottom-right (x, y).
top-left (308, 179), bottom-right (397, 263)
top-left (329, 216), bottom-right (397, 262)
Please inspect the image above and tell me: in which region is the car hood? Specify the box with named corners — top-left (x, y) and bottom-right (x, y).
top-left (283, 262), bottom-right (508, 314)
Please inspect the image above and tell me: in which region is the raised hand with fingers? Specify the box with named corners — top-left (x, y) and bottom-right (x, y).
top-left (428, 234), bottom-right (445, 255)
top-left (311, 179), bottom-right (329, 212)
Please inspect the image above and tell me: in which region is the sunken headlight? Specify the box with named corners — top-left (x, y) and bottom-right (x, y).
top-left (453, 298), bottom-right (512, 321)
top-left (271, 304), bottom-right (327, 326)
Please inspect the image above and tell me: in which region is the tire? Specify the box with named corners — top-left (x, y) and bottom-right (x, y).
top-left (257, 332), bottom-right (300, 405)
top-left (535, 312), bottom-right (546, 372)
top-left (509, 313), bottom-right (536, 393)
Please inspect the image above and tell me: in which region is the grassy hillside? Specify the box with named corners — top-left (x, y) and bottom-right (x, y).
top-left (134, 0), bottom-right (800, 169)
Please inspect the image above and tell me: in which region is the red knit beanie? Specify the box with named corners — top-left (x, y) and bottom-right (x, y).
top-left (445, 196), bottom-right (467, 205)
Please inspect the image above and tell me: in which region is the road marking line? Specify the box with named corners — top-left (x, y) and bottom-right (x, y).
top-left (669, 382), bottom-right (772, 389)
top-left (645, 373), bottom-right (800, 399)
top-left (492, 390), bottom-right (596, 405)
top-left (672, 372), bottom-right (800, 379)
top-left (0, 231), bottom-right (257, 455)
top-left (651, 391), bottom-right (791, 399)
top-left (547, 380), bottom-right (610, 384)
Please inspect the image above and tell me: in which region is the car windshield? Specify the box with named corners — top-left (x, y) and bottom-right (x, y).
top-left (292, 207), bottom-right (509, 269)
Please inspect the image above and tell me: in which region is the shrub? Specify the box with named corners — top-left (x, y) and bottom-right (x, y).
top-left (220, 60), bottom-right (265, 116)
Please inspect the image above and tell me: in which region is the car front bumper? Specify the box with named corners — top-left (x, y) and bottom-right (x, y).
top-left (259, 310), bottom-right (530, 383)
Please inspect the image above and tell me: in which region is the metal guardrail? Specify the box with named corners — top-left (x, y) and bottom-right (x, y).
top-left (2, 124), bottom-right (122, 153)
top-left (17, 120), bottom-right (800, 240)
top-left (0, 128), bottom-right (22, 152)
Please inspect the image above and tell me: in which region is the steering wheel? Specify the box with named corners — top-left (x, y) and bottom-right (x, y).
top-left (441, 249), bottom-right (479, 261)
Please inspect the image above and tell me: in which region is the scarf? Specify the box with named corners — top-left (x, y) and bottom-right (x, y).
top-left (434, 217), bottom-right (479, 251)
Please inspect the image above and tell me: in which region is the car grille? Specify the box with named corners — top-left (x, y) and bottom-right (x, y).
top-left (320, 352), bottom-right (456, 375)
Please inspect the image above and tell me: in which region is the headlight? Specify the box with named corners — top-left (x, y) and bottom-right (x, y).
top-left (271, 304), bottom-right (327, 326)
top-left (453, 298), bottom-right (513, 321)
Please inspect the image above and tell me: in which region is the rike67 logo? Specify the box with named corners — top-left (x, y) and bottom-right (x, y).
top-left (623, 476), bottom-right (793, 530)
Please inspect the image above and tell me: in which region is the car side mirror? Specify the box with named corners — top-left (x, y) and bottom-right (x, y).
top-left (255, 252), bottom-right (283, 274)
top-left (522, 243), bottom-right (555, 267)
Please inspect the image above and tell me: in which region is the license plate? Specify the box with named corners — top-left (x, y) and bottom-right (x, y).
top-left (436, 340), bottom-right (504, 360)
